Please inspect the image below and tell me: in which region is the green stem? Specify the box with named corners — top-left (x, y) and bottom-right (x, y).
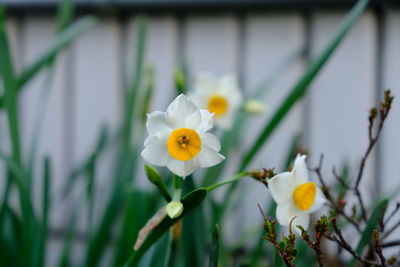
top-left (206, 172), bottom-right (249, 192)
top-left (173, 175), bottom-right (181, 201)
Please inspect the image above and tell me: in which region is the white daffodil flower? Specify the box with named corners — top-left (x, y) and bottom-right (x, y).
top-left (268, 154), bottom-right (326, 233)
top-left (189, 72), bottom-right (242, 130)
top-left (141, 94), bottom-right (225, 178)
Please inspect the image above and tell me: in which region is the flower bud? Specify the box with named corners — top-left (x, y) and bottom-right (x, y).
top-left (243, 100), bottom-right (268, 115)
top-left (166, 201), bottom-right (184, 219)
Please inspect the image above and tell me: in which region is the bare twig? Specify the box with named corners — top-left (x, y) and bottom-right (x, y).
top-left (382, 219), bottom-right (400, 240)
top-left (332, 167), bottom-right (353, 191)
top-left (384, 202), bottom-right (400, 226)
top-left (381, 240), bottom-right (400, 248)
top-left (326, 218), bottom-right (380, 266)
top-left (312, 156), bottom-right (362, 234)
top-left (354, 90), bottom-right (393, 222)
top-left (374, 230), bottom-right (387, 267)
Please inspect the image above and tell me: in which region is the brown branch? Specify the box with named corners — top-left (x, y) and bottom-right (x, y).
top-left (374, 230), bottom-right (387, 267)
top-left (313, 156), bottom-right (362, 234)
top-left (381, 240), bottom-right (400, 248)
top-left (354, 90), bottom-right (393, 222)
top-left (326, 218), bottom-right (380, 266)
top-left (382, 219), bottom-right (400, 240)
top-left (332, 167), bottom-right (353, 191)
top-left (384, 202), bottom-right (400, 226)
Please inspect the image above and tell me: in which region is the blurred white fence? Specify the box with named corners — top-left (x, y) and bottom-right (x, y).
top-left (2, 5), bottom-right (400, 265)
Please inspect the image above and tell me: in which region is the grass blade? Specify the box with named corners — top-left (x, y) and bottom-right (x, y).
top-left (30, 157), bottom-right (51, 267)
top-left (27, 0), bottom-right (74, 187)
top-left (0, 15), bottom-right (97, 110)
top-left (240, 0), bottom-right (370, 171)
top-left (0, 8), bottom-right (20, 163)
top-left (202, 48), bottom-right (303, 187)
top-left (17, 16), bottom-right (96, 89)
top-left (123, 14), bottom-right (147, 145)
top-left (221, 0), bottom-right (370, 217)
top-left (209, 224), bottom-right (220, 267)
top-left (113, 190), bottom-right (156, 266)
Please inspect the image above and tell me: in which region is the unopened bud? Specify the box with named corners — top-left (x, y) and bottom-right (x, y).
top-left (243, 100), bottom-right (268, 115)
top-left (166, 201), bottom-right (183, 219)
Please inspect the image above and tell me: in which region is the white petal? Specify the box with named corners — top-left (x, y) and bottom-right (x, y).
top-left (193, 147), bottom-right (225, 168)
top-left (141, 135), bottom-right (169, 166)
top-left (305, 186), bottom-right (326, 214)
top-left (201, 133), bottom-right (221, 151)
top-left (292, 213), bottom-right (310, 235)
top-left (166, 158), bottom-right (196, 177)
top-left (195, 110), bottom-right (214, 134)
top-left (194, 72), bottom-right (218, 93)
top-left (268, 172), bottom-right (297, 204)
top-left (166, 94), bottom-right (199, 129)
top-left (214, 110), bottom-right (235, 130)
top-left (218, 74), bottom-right (242, 107)
top-left (185, 109), bottom-right (201, 129)
top-left (146, 111), bottom-right (172, 135)
top-left (276, 203), bottom-right (310, 234)
top-left (292, 154), bottom-right (309, 185)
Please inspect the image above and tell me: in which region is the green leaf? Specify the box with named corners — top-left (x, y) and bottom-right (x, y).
top-left (2, 15), bottom-right (97, 112)
top-left (113, 190), bottom-right (155, 266)
top-left (347, 198), bottom-right (388, 267)
top-left (240, 0), bottom-right (370, 171)
top-left (221, 0), bottom-right (370, 217)
top-left (57, 213), bottom-right (78, 267)
top-left (123, 14), bottom-right (147, 145)
top-left (0, 7), bottom-right (21, 164)
top-left (0, 150), bottom-right (34, 264)
top-left (124, 188), bottom-right (208, 266)
top-left (56, 0), bottom-right (74, 32)
top-left (27, 0), bottom-right (75, 190)
top-left (201, 48), bottom-right (303, 187)
top-left (36, 157), bottom-right (51, 267)
top-left (0, 11), bottom-right (25, 260)
top-left (209, 224), bottom-right (220, 267)
top-left (18, 16), bottom-right (97, 89)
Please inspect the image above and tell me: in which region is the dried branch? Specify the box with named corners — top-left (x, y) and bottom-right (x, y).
top-left (374, 230), bottom-right (387, 267)
top-left (384, 202), bottom-right (400, 226)
top-left (325, 218), bottom-right (380, 266)
top-left (258, 204), bottom-right (295, 267)
top-left (382, 219), bottom-right (400, 240)
top-left (298, 216), bottom-right (328, 267)
top-left (354, 90), bottom-right (394, 222)
top-left (332, 167), bottom-right (352, 191)
top-left (312, 156), bottom-right (362, 234)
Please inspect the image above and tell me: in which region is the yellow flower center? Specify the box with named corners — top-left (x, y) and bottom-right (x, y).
top-left (167, 128), bottom-right (201, 161)
top-left (207, 94), bottom-right (228, 116)
top-left (293, 182), bottom-right (316, 211)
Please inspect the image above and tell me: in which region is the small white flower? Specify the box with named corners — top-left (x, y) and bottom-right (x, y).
top-left (268, 154), bottom-right (326, 233)
top-left (141, 94), bottom-right (225, 178)
top-left (189, 72), bottom-right (243, 130)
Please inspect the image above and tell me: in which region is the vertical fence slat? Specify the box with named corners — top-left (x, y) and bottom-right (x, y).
top-left (309, 12), bottom-right (377, 201)
top-left (242, 13), bottom-right (305, 233)
top-left (19, 16), bottom-right (68, 266)
top-left (70, 21), bottom-right (122, 262)
top-left (184, 15), bottom-right (239, 77)
top-left (126, 16), bottom-right (179, 188)
top-left (382, 11), bottom-right (400, 197)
